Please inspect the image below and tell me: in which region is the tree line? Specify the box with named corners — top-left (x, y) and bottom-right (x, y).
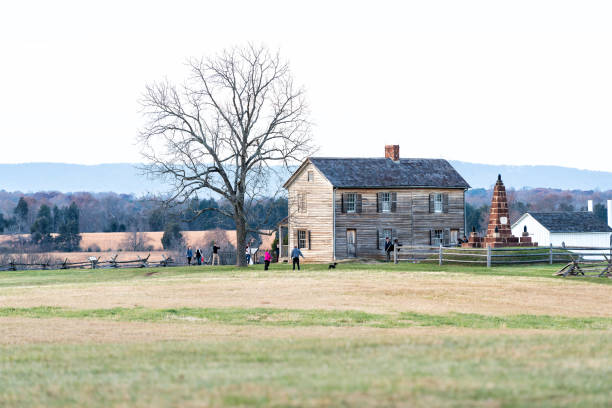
top-left (465, 188), bottom-right (612, 233)
top-left (0, 191), bottom-right (288, 252)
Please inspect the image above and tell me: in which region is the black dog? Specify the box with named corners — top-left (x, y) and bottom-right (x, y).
top-left (328, 262), bottom-right (338, 269)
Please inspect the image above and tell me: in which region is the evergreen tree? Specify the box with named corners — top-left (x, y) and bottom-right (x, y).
top-left (13, 197), bottom-right (29, 232)
top-left (161, 222), bottom-right (184, 250)
top-left (56, 202), bottom-right (82, 251)
top-left (31, 204), bottom-right (53, 246)
top-left (52, 205), bottom-right (61, 233)
top-left (593, 203), bottom-right (607, 224)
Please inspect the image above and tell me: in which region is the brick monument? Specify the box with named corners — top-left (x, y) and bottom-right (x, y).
top-left (463, 174), bottom-right (537, 248)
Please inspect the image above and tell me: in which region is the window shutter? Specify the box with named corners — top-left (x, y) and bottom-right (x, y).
top-left (293, 229), bottom-right (298, 248)
top-left (429, 230), bottom-right (433, 246)
top-left (376, 193), bottom-right (381, 213)
top-left (356, 194), bottom-right (362, 213)
top-left (429, 194), bottom-right (434, 213)
top-left (391, 193), bottom-right (397, 213)
top-left (443, 193), bottom-right (449, 213)
top-left (443, 229), bottom-right (450, 246)
top-left (304, 193), bottom-right (308, 213)
top-left (341, 193), bottom-right (346, 213)
top-left (376, 229), bottom-right (380, 250)
top-left (308, 231), bottom-right (311, 250)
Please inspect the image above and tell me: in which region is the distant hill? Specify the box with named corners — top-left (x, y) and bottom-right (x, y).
top-left (0, 163), bottom-right (164, 195)
top-left (449, 161), bottom-right (612, 190)
top-left (1, 162), bottom-right (611, 194)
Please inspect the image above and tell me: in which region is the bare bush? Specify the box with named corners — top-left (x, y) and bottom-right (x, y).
top-left (121, 230), bottom-right (152, 252)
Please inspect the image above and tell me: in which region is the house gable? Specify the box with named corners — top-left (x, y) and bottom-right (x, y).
top-left (283, 159), bottom-right (333, 190)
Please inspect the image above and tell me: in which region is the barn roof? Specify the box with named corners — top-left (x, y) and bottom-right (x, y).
top-left (527, 212), bottom-right (612, 233)
top-left (302, 158), bottom-right (470, 189)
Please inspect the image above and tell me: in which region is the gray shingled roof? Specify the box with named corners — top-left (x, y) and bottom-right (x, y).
top-left (308, 158), bottom-right (470, 189)
top-left (529, 212), bottom-right (612, 233)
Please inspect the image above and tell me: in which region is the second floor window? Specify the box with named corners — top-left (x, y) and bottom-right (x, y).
top-left (298, 193), bottom-right (307, 213)
top-left (346, 193), bottom-right (356, 213)
top-left (381, 192), bottom-right (391, 213)
top-left (307, 171), bottom-right (314, 182)
top-left (434, 193), bottom-right (443, 213)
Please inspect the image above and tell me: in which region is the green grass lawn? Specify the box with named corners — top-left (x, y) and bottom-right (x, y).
top-left (1, 263), bottom-right (611, 407)
top-left (2, 333), bottom-right (611, 407)
top-left (2, 306), bottom-right (612, 330)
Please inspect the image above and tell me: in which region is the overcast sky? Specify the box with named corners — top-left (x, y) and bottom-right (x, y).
top-left (1, 0), bottom-right (611, 171)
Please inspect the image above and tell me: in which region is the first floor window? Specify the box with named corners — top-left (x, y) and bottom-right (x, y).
top-left (298, 230), bottom-right (307, 249)
top-left (431, 229), bottom-right (443, 246)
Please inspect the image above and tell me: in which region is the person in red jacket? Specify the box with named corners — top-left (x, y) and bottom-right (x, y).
top-left (264, 250), bottom-right (271, 270)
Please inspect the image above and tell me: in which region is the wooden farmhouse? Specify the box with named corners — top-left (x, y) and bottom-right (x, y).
top-left (280, 145), bottom-right (470, 262)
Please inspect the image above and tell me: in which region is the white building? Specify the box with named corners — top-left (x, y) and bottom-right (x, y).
top-left (511, 200), bottom-right (612, 247)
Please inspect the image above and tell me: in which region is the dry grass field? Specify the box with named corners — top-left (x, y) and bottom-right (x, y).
top-left (0, 229), bottom-right (275, 263)
top-left (1, 263), bottom-right (611, 407)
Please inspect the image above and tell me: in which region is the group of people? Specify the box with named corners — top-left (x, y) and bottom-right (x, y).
top-left (186, 243), bottom-right (221, 266)
top-left (244, 243), bottom-right (273, 270)
top-left (383, 237), bottom-right (401, 262)
top-left (185, 242), bottom-right (275, 270)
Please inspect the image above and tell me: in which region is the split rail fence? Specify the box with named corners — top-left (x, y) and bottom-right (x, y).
top-left (0, 250), bottom-right (238, 272)
top-left (392, 244), bottom-right (612, 270)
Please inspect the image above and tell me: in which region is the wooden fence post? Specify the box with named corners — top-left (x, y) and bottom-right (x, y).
top-left (393, 246), bottom-right (398, 264)
top-left (439, 245), bottom-right (443, 266)
top-left (486, 246), bottom-right (491, 268)
top-left (549, 243), bottom-right (553, 265)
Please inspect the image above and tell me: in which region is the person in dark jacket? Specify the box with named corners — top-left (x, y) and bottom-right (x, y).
top-left (290, 245), bottom-right (305, 270)
top-left (384, 237), bottom-right (393, 262)
top-left (186, 246), bottom-right (193, 265)
top-left (195, 248), bottom-right (202, 265)
top-left (211, 242), bottom-right (220, 265)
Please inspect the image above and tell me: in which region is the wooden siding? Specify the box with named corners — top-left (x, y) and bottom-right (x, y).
top-left (287, 162), bottom-right (334, 262)
top-left (334, 188), bottom-right (465, 260)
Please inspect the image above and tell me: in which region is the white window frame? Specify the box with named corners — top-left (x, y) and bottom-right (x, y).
top-left (307, 171), bottom-right (314, 182)
top-left (432, 229), bottom-right (443, 246)
top-left (298, 230), bottom-right (307, 249)
top-left (381, 192), bottom-right (391, 213)
top-left (434, 193), bottom-right (443, 213)
top-left (346, 193), bottom-right (356, 213)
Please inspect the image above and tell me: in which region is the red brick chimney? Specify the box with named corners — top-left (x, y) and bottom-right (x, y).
top-left (385, 145), bottom-right (400, 161)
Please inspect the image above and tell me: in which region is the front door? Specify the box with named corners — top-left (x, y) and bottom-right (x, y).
top-left (347, 229), bottom-right (356, 257)
top-left (451, 229), bottom-right (459, 246)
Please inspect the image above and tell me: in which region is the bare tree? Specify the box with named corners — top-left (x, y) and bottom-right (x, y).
top-left (139, 45), bottom-right (314, 266)
top-left (121, 229), bottom-right (151, 252)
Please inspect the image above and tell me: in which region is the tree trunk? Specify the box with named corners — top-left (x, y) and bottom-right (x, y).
top-left (235, 215), bottom-right (247, 267)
